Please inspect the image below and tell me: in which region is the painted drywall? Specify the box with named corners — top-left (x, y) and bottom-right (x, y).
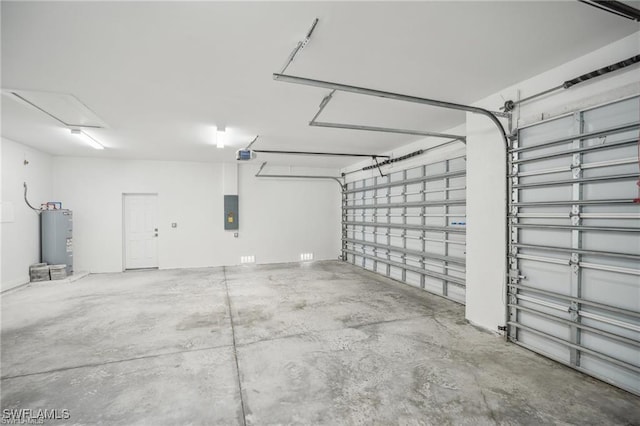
top-left (239, 163), bottom-right (342, 264)
top-left (465, 113), bottom-right (509, 332)
top-left (465, 31), bottom-right (640, 332)
top-left (51, 157), bottom-right (341, 273)
top-left (1, 138), bottom-right (53, 291)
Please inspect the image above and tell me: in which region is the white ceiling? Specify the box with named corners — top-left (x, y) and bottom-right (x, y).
top-left (2, 1), bottom-right (638, 167)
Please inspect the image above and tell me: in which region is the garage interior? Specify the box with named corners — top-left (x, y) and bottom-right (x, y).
top-left (1, 1), bottom-right (639, 425)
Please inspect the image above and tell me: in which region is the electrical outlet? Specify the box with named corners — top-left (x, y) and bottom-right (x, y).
top-left (171, 223), bottom-right (177, 228)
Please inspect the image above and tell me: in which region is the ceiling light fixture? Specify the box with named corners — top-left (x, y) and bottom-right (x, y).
top-left (70, 128), bottom-right (104, 150)
top-left (216, 126), bottom-right (226, 149)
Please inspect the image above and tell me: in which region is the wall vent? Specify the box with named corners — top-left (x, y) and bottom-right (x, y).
top-left (240, 255), bottom-right (255, 264)
top-left (300, 253), bottom-right (314, 261)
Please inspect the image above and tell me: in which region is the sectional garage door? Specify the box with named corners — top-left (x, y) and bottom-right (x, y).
top-left (507, 96), bottom-right (640, 395)
top-left (342, 156), bottom-right (467, 303)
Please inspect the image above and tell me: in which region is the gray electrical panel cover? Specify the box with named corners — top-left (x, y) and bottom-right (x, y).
top-left (224, 195), bottom-right (239, 230)
top-left (41, 210), bottom-right (73, 275)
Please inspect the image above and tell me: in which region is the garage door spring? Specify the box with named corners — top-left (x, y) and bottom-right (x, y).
top-left (361, 149), bottom-right (424, 177)
top-left (502, 55), bottom-right (640, 112)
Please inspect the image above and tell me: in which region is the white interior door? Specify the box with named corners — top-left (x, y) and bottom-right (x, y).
top-left (124, 194), bottom-right (159, 270)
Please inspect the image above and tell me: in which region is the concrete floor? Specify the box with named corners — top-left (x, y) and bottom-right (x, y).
top-left (1, 261), bottom-right (639, 425)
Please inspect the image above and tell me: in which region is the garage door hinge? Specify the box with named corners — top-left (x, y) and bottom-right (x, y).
top-left (508, 270), bottom-right (524, 280)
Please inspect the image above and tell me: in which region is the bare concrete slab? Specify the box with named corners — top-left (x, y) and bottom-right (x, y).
top-left (1, 261), bottom-right (639, 425)
top-left (1, 347), bottom-right (240, 425)
top-left (224, 262), bottom-right (445, 345)
top-left (229, 262), bottom-right (640, 426)
top-left (238, 317), bottom-right (637, 425)
top-left (2, 268), bottom-right (232, 377)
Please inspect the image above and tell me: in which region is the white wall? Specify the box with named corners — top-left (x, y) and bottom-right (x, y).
top-left (465, 32), bottom-right (640, 332)
top-left (239, 163), bottom-right (342, 264)
top-left (51, 157), bottom-right (341, 273)
top-left (465, 114), bottom-right (509, 331)
top-left (1, 138), bottom-right (53, 291)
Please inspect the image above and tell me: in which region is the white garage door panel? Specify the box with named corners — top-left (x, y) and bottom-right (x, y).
top-left (343, 156), bottom-right (466, 304)
top-left (508, 96), bottom-right (640, 395)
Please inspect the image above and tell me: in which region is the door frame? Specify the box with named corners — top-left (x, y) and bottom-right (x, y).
top-left (122, 193), bottom-right (159, 271)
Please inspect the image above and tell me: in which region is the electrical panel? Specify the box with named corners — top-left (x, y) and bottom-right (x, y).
top-left (224, 195), bottom-right (239, 230)
top-left (41, 210), bottom-right (73, 275)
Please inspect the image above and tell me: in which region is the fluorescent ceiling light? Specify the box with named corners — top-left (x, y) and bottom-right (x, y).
top-left (216, 126), bottom-right (226, 149)
top-left (70, 128), bottom-right (104, 150)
